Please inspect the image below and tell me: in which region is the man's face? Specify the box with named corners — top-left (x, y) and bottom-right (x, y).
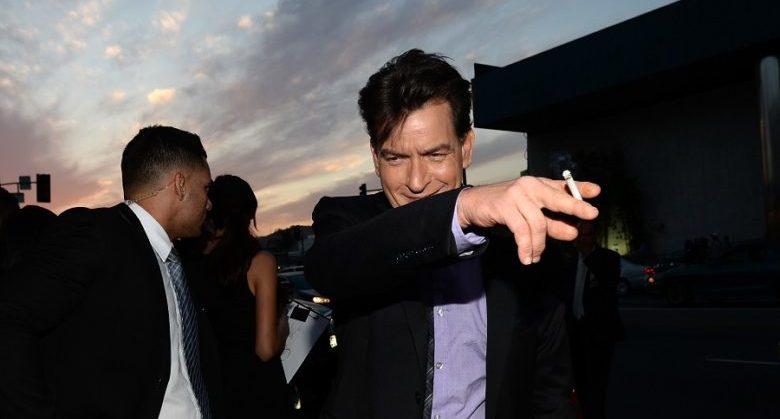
top-left (372, 100), bottom-right (474, 208)
top-left (175, 164), bottom-right (213, 238)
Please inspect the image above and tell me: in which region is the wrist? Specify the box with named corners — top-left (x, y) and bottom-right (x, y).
top-left (456, 187), bottom-right (473, 229)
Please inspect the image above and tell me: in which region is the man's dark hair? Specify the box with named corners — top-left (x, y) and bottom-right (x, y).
top-left (358, 48), bottom-right (472, 150)
top-left (121, 125), bottom-right (207, 195)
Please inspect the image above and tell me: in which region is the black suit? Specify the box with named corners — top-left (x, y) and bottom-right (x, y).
top-left (305, 189), bottom-right (575, 419)
top-left (564, 246), bottom-right (622, 419)
top-left (0, 204), bottom-right (221, 419)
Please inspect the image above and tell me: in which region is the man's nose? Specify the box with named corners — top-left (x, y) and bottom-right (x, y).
top-left (407, 158), bottom-right (429, 194)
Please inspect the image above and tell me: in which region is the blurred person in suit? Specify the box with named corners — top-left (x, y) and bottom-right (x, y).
top-left (566, 221), bottom-right (622, 419)
top-left (0, 125), bottom-right (221, 419)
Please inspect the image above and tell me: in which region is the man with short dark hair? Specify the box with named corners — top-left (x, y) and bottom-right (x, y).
top-left (306, 49), bottom-right (600, 419)
top-left (0, 125), bottom-right (221, 419)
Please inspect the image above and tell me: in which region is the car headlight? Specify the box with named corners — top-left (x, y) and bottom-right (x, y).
top-left (312, 296), bottom-right (331, 304)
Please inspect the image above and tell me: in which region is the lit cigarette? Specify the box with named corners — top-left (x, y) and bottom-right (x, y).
top-left (562, 170), bottom-right (582, 201)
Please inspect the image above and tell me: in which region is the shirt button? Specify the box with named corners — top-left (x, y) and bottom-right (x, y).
top-left (435, 362), bottom-right (443, 369)
top-left (434, 415), bottom-right (441, 419)
top-left (437, 307), bottom-right (444, 317)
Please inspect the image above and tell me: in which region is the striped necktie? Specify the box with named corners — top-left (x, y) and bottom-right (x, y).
top-left (166, 248), bottom-right (211, 418)
top-left (423, 306), bottom-right (435, 418)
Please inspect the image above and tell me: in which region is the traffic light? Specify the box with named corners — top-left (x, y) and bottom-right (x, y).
top-left (359, 183), bottom-right (367, 196)
top-left (19, 176), bottom-right (31, 190)
top-left (36, 173), bottom-right (51, 203)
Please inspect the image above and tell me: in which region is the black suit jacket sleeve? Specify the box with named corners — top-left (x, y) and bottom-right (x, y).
top-left (0, 208), bottom-right (102, 418)
top-left (305, 189), bottom-right (479, 299)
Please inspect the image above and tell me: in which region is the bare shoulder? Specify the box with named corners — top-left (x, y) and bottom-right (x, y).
top-left (247, 251), bottom-right (278, 295)
top-left (250, 251), bottom-right (277, 270)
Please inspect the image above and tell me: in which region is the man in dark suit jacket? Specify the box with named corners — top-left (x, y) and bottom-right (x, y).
top-left (0, 126), bottom-right (221, 419)
top-left (565, 221), bottom-right (622, 419)
top-left (305, 49), bottom-right (601, 419)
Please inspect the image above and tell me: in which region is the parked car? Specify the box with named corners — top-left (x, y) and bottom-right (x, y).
top-left (646, 240), bottom-right (780, 305)
top-left (619, 256), bottom-right (654, 297)
top-left (277, 266), bottom-right (335, 418)
top-left (279, 267), bottom-right (331, 306)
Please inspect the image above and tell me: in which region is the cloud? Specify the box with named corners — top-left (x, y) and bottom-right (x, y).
top-left (156, 10), bottom-right (186, 33)
top-left (147, 88), bottom-right (176, 105)
top-left (104, 44), bottom-right (123, 59)
top-left (191, 0), bottom-right (488, 135)
top-left (256, 170), bottom-right (379, 235)
top-left (237, 15), bottom-right (253, 30)
top-left (46, 118), bottom-right (77, 132)
top-left (472, 131), bottom-right (527, 167)
top-left (110, 90), bottom-right (127, 103)
top-left (0, 106), bottom-right (121, 213)
top-left (193, 34), bottom-right (231, 57)
top-left (51, 0), bottom-right (111, 53)
top-left (69, 1), bottom-right (104, 27)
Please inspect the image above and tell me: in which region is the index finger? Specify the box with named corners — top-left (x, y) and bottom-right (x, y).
top-left (538, 179), bottom-right (600, 220)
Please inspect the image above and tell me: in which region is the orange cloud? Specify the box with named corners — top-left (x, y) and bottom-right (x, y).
top-left (111, 90), bottom-right (126, 102)
top-left (286, 155), bottom-right (365, 178)
top-left (238, 15), bottom-right (253, 30)
top-left (147, 88), bottom-right (175, 105)
top-left (104, 45), bottom-right (122, 59)
top-left (157, 11), bottom-right (186, 33)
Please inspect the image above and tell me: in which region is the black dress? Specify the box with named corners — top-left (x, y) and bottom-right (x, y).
top-left (208, 271), bottom-right (293, 419)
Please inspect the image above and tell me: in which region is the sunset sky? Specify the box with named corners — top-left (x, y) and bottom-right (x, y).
top-left (0, 0), bottom-right (674, 235)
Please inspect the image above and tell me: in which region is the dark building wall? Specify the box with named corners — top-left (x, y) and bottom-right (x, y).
top-left (527, 80), bottom-right (765, 255)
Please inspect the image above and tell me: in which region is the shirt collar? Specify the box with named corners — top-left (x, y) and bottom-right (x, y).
top-left (125, 200), bottom-right (174, 261)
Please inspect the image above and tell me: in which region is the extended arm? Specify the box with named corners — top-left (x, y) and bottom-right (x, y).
top-left (305, 190), bottom-right (466, 300)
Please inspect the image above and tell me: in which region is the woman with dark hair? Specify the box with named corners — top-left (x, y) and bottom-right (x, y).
top-left (202, 174), bottom-right (292, 418)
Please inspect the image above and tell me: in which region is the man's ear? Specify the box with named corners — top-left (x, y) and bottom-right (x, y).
top-left (461, 129), bottom-right (475, 169)
top-left (174, 172), bottom-right (186, 200)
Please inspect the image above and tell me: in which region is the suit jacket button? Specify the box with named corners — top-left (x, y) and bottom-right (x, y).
top-left (414, 391), bottom-right (422, 405)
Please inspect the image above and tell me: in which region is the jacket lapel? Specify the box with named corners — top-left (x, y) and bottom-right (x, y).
top-left (485, 266), bottom-right (516, 419)
top-left (401, 299), bottom-right (429, 376)
top-left (115, 203), bottom-right (172, 360)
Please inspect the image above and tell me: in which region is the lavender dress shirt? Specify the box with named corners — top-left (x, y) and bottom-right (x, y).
top-left (426, 209), bottom-right (487, 419)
